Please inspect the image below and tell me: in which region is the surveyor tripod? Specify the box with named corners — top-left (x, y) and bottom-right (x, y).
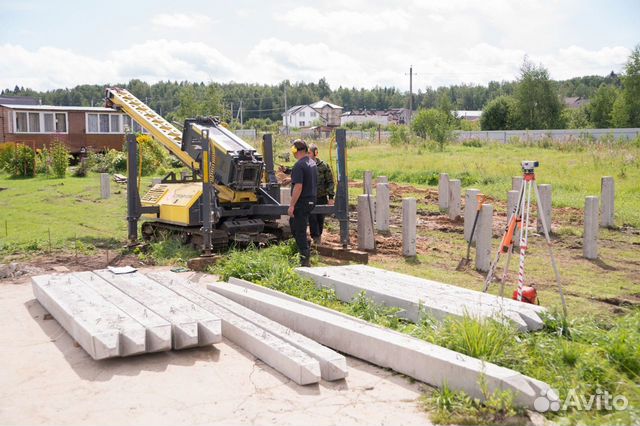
top-left (482, 161), bottom-right (568, 316)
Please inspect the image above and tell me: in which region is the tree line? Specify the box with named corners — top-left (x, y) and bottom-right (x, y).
top-left (480, 46), bottom-right (640, 130)
top-left (2, 44), bottom-right (638, 130)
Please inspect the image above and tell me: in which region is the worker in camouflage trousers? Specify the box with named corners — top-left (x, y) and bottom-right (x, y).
top-left (307, 143), bottom-right (335, 245)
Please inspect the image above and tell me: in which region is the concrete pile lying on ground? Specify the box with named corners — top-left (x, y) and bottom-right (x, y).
top-left (210, 278), bottom-right (557, 409)
top-left (146, 271), bottom-right (347, 382)
top-left (296, 265), bottom-right (546, 331)
top-left (30, 270), bottom-right (347, 385)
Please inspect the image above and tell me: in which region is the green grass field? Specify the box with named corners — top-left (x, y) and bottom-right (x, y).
top-left (343, 140), bottom-right (640, 227)
top-left (0, 174), bottom-right (150, 252)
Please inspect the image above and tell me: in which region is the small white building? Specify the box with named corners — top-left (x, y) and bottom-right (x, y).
top-left (308, 100), bottom-right (343, 126)
top-left (340, 110), bottom-right (388, 126)
top-left (282, 101), bottom-right (343, 128)
top-left (340, 108), bottom-right (412, 126)
top-left (454, 110), bottom-right (483, 121)
top-left (282, 105), bottom-right (321, 128)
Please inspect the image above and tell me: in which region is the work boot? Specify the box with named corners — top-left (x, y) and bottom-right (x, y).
top-left (301, 257), bottom-right (311, 267)
top-left (313, 236), bottom-right (321, 246)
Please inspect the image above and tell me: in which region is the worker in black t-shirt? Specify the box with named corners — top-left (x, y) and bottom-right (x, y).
top-left (287, 139), bottom-right (317, 267)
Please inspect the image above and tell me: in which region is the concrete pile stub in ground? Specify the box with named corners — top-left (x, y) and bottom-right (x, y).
top-left (536, 184), bottom-right (552, 234)
top-left (207, 279), bottom-right (557, 409)
top-left (475, 204), bottom-right (493, 273)
top-left (144, 272), bottom-right (322, 385)
top-left (583, 196), bottom-right (599, 259)
top-left (296, 265), bottom-right (545, 331)
top-left (357, 195), bottom-right (375, 250)
top-left (375, 183), bottom-right (390, 232)
top-left (438, 173), bottom-right (449, 210)
top-left (100, 173), bottom-right (110, 199)
top-left (512, 176), bottom-right (523, 191)
top-left (363, 170), bottom-right (373, 195)
top-left (600, 176), bottom-right (615, 228)
top-left (93, 270), bottom-right (221, 349)
top-left (31, 274), bottom-right (147, 359)
top-left (402, 198), bottom-right (417, 257)
top-left (448, 179), bottom-right (461, 220)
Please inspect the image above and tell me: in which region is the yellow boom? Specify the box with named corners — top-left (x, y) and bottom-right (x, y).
top-left (105, 87), bottom-right (199, 170)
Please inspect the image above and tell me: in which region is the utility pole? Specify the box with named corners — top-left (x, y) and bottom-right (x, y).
top-left (284, 84), bottom-right (289, 135)
top-left (407, 65), bottom-right (414, 122)
top-left (239, 99), bottom-right (243, 126)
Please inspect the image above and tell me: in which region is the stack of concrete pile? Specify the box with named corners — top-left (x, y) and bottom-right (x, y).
top-left (208, 278), bottom-right (557, 409)
top-left (296, 265), bottom-right (546, 331)
top-left (31, 270), bottom-right (347, 385)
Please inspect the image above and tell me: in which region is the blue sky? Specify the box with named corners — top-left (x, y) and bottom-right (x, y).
top-left (0, 0), bottom-right (638, 91)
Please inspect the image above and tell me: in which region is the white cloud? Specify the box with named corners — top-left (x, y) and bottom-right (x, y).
top-left (541, 45), bottom-right (630, 79)
top-left (0, 44), bottom-right (116, 90)
top-left (275, 6), bottom-right (411, 35)
top-left (245, 38), bottom-right (365, 85)
top-left (114, 39), bottom-right (239, 82)
top-left (0, 40), bottom-right (239, 90)
top-left (0, 36), bottom-right (632, 91)
top-left (151, 13), bottom-right (211, 29)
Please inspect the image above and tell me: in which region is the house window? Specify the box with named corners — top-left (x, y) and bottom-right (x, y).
top-left (87, 113), bottom-right (147, 134)
top-left (310, 111), bottom-right (316, 117)
top-left (299, 121), bottom-right (305, 127)
top-left (55, 113), bottom-right (67, 132)
top-left (13, 110), bottom-right (68, 133)
top-left (123, 116), bottom-right (144, 133)
top-left (28, 113), bottom-right (40, 132)
top-left (110, 115), bottom-right (121, 133)
top-left (300, 111), bottom-right (305, 117)
top-left (88, 114), bottom-right (99, 132)
top-left (99, 114), bottom-right (109, 133)
top-left (43, 113), bottom-right (54, 132)
top-left (15, 112), bottom-right (28, 132)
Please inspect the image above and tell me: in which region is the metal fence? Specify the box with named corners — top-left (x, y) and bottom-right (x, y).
top-left (344, 130), bottom-right (392, 140)
top-left (234, 127), bottom-right (640, 143)
top-left (453, 128), bottom-right (640, 143)
top-left (234, 129), bottom-right (257, 139)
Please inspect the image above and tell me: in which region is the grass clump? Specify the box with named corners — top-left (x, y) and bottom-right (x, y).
top-left (213, 241), bottom-right (341, 307)
top-left (135, 239), bottom-right (199, 266)
top-left (423, 378), bottom-right (523, 425)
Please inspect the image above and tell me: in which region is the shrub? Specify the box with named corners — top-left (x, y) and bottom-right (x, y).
top-left (50, 140), bottom-right (70, 178)
top-left (0, 143), bottom-right (35, 177)
top-left (90, 149), bottom-right (127, 174)
top-left (35, 147), bottom-right (51, 175)
top-left (138, 134), bottom-right (170, 176)
top-left (480, 96), bottom-right (517, 130)
top-left (412, 108), bottom-right (453, 151)
top-left (389, 124), bottom-right (410, 146)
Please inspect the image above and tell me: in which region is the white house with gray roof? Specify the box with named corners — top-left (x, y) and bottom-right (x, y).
top-left (282, 100), bottom-right (343, 128)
